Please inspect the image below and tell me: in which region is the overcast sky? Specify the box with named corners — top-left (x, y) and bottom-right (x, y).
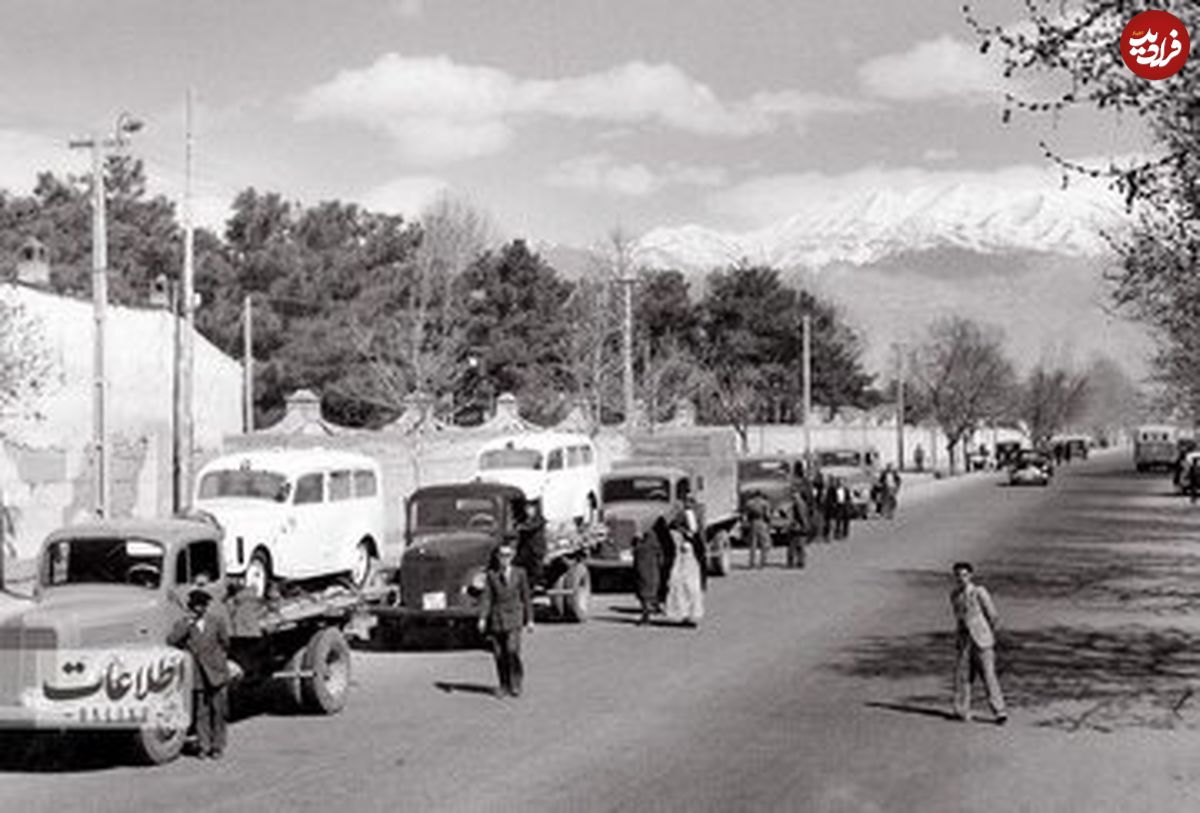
top-left (0, 0), bottom-right (1149, 246)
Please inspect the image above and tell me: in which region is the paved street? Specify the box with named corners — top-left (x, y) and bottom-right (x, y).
top-left (5, 452), bottom-right (1200, 812)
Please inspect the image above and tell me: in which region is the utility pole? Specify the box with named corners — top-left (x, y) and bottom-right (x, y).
top-left (802, 314), bottom-right (812, 465)
top-left (170, 279), bottom-right (183, 514)
top-left (179, 89), bottom-right (196, 510)
top-left (619, 261), bottom-right (635, 430)
top-left (243, 294), bottom-right (254, 432)
top-left (895, 342), bottom-right (906, 470)
top-left (69, 113), bottom-right (143, 518)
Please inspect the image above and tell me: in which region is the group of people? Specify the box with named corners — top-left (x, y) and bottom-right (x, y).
top-left (741, 463), bottom-right (904, 571)
top-left (631, 508), bottom-right (707, 628)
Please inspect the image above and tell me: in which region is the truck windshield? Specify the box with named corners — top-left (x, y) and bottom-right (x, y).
top-left (602, 477), bottom-right (670, 502)
top-left (738, 460), bottom-right (791, 481)
top-left (478, 448), bottom-right (542, 470)
top-left (817, 451), bottom-right (862, 467)
top-left (43, 537), bottom-right (165, 590)
top-left (411, 496), bottom-right (503, 531)
top-left (198, 469), bottom-right (289, 501)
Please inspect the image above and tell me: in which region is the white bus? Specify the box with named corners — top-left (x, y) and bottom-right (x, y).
top-left (1133, 424), bottom-right (1179, 472)
top-left (474, 432), bottom-right (601, 529)
top-left (195, 448), bottom-right (386, 596)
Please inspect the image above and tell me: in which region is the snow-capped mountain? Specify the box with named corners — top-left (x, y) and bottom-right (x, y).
top-left (636, 178), bottom-right (1125, 272)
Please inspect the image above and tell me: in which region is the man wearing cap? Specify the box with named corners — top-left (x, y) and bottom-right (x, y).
top-left (168, 580), bottom-right (232, 758)
top-left (477, 542), bottom-right (533, 697)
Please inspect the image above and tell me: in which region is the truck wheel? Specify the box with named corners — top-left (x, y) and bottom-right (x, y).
top-left (301, 628), bottom-right (351, 715)
top-left (350, 540), bottom-right (378, 588)
top-left (245, 550), bottom-right (272, 599)
top-left (563, 563), bottom-right (590, 623)
top-left (709, 530), bottom-right (731, 577)
top-left (130, 724), bottom-right (186, 765)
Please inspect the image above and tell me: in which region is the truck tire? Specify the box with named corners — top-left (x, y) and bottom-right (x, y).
top-left (245, 549), bottom-right (272, 599)
top-left (563, 563), bottom-right (590, 623)
top-left (350, 540), bottom-right (378, 588)
top-left (130, 723), bottom-right (186, 765)
top-left (709, 530), bottom-right (731, 577)
top-left (552, 563), bottom-right (590, 622)
top-left (300, 627), bottom-right (351, 715)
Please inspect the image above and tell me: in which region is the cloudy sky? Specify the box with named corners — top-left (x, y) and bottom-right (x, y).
top-left (0, 0), bottom-right (1149, 246)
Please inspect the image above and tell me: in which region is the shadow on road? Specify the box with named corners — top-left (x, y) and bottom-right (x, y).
top-left (434, 680), bottom-right (501, 698)
top-left (864, 700), bottom-right (966, 722)
top-left (835, 624), bottom-right (1200, 732)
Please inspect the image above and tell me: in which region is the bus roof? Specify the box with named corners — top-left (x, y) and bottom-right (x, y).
top-left (198, 448), bottom-right (381, 476)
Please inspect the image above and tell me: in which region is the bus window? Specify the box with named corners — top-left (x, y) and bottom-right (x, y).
top-left (294, 473), bottom-right (324, 505)
top-left (353, 469), bottom-right (378, 498)
top-left (567, 446), bottom-right (584, 468)
top-left (329, 470), bottom-right (353, 501)
top-left (547, 448), bottom-right (564, 471)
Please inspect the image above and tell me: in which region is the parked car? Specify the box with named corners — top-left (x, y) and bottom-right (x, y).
top-left (194, 448), bottom-right (386, 598)
top-left (1009, 450), bottom-right (1053, 486)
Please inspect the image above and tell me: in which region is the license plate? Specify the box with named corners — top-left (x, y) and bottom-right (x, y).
top-left (422, 591), bottom-right (447, 610)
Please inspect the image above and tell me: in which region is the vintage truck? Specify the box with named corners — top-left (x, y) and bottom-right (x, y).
top-left (735, 454), bottom-right (812, 545)
top-left (813, 447), bottom-right (880, 518)
top-left (378, 482), bottom-right (593, 632)
top-left (0, 517), bottom-right (384, 765)
top-left (591, 429), bottom-right (740, 578)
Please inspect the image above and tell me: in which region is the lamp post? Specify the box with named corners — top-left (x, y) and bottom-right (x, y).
top-left (69, 113), bottom-right (143, 519)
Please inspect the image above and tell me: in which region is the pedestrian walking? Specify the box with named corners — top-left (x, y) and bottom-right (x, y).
top-left (877, 463), bottom-right (902, 519)
top-left (811, 474), bottom-right (830, 543)
top-left (949, 562), bottom-right (1007, 725)
top-left (786, 487), bottom-right (808, 569)
top-left (1188, 458), bottom-right (1200, 505)
top-left (168, 580), bottom-right (231, 759)
top-left (635, 518), bottom-right (666, 624)
top-left (478, 542), bottom-right (534, 697)
top-left (742, 490), bottom-right (772, 568)
top-left (913, 444), bottom-right (926, 473)
top-left (830, 478), bottom-right (852, 540)
top-left (664, 522), bottom-right (704, 627)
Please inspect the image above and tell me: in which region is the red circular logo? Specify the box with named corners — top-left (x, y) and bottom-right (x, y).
top-left (1121, 10), bottom-right (1190, 80)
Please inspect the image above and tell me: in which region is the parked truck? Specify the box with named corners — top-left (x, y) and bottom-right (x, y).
top-left (0, 517), bottom-right (385, 765)
top-left (379, 482), bottom-right (594, 632)
top-left (591, 429), bottom-right (740, 578)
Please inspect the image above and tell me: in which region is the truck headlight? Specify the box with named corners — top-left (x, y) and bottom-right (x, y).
top-left (619, 549), bottom-right (634, 563)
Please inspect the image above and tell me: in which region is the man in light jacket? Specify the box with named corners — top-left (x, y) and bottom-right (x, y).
top-left (950, 561), bottom-right (1007, 724)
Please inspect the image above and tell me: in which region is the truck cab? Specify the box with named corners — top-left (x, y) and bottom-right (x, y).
top-left (0, 519), bottom-right (224, 764)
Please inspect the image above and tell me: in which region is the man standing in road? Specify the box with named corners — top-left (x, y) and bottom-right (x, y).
top-left (742, 489), bottom-right (772, 568)
top-left (168, 581), bottom-right (232, 759)
top-left (949, 561), bottom-right (1007, 725)
top-left (786, 487), bottom-right (808, 569)
top-left (877, 463), bottom-right (902, 519)
top-left (478, 542), bottom-right (534, 697)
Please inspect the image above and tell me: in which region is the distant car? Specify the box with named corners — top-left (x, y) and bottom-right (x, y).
top-left (1009, 450), bottom-right (1052, 486)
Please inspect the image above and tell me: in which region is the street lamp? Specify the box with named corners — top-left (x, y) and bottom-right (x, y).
top-left (69, 112), bottom-right (144, 518)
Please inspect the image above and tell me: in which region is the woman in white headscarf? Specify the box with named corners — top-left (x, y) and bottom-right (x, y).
top-left (664, 515), bottom-right (704, 627)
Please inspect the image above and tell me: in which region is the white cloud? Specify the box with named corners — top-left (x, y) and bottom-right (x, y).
top-left (858, 36), bottom-right (1003, 102)
top-left (296, 54), bottom-right (869, 165)
top-left (358, 175), bottom-right (449, 218)
top-left (546, 153), bottom-right (727, 197)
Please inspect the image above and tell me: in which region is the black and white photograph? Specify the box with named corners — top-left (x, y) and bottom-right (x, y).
top-left (0, 1), bottom-right (1197, 810)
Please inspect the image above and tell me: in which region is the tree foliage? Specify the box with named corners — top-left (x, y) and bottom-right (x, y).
top-left (910, 317), bottom-right (1016, 471)
top-left (965, 0), bottom-right (1200, 414)
top-left (1019, 365), bottom-right (1091, 447)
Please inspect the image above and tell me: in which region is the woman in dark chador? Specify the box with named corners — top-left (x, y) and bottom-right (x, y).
top-left (634, 518), bottom-right (666, 624)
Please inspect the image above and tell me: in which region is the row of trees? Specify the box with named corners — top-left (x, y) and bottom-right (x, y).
top-left (0, 156), bottom-right (1137, 464)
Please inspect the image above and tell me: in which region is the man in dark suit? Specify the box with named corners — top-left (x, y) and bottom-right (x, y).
top-left (477, 542), bottom-right (534, 697)
top-left (169, 583), bottom-right (232, 758)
